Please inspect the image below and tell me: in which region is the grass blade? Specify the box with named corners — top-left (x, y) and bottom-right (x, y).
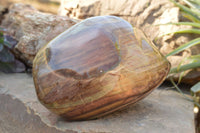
top-left (170, 0), bottom-right (200, 20)
top-left (182, 12), bottom-right (200, 22)
top-left (157, 22), bottom-right (200, 28)
top-left (188, 54), bottom-right (200, 61)
top-left (182, 0), bottom-right (200, 12)
top-left (156, 29), bottom-right (200, 41)
top-left (170, 77), bottom-right (200, 108)
top-left (191, 0), bottom-right (200, 5)
top-left (170, 28), bottom-right (200, 34)
top-left (166, 37), bottom-right (200, 57)
top-left (170, 60), bottom-right (200, 74)
top-left (178, 71), bottom-right (186, 84)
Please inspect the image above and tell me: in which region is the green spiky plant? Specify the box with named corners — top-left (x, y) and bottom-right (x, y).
top-left (160, 0), bottom-right (200, 73)
top-left (158, 0), bottom-right (200, 131)
top-left (157, 0), bottom-right (200, 96)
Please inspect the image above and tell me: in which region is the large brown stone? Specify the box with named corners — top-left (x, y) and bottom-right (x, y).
top-left (0, 73), bottom-right (195, 133)
top-left (0, 3), bottom-right (77, 67)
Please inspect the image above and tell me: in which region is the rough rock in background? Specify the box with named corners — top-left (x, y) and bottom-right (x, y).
top-left (58, 0), bottom-right (189, 49)
top-left (59, 0), bottom-right (200, 84)
top-left (58, 0), bottom-right (186, 54)
top-left (0, 3), bottom-right (77, 67)
top-left (0, 0), bottom-right (60, 14)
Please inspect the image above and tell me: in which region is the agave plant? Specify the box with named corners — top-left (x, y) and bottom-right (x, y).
top-left (167, 0), bottom-right (200, 87)
top-left (157, 0), bottom-right (200, 87)
top-left (159, 0), bottom-right (200, 73)
top-left (159, 0), bottom-right (200, 132)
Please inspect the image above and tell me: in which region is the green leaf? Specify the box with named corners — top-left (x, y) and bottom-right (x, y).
top-left (178, 71), bottom-right (186, 84)
top-left (0, 38), bottom-right (12, 49)
top-left (158, 29), bottom-right (200, 40)
top-left (0, 38), bottom-right (3, 44)
top-left (156, 29), bottom-right (200, 41)
top-left (188, 0), bottom-right (200, 6)
top-left (157, 22), bottom-right (200, 28)
top-left (188, 54), bottom-right (200, 61)
top-left (166, 37), bottom-right (200, 57)
top-left (170, 60), bottom-right (200, 74)
top-left (182, 0), bottom-right (200, 13)
top-left (182, 12), bottom-right (200, 22)
top-left (172, 28), bottom-right (200, 34)
top-left (170, 0), bottom-right (200, 20)
top-left (191, 82), bottom-right (200, 93)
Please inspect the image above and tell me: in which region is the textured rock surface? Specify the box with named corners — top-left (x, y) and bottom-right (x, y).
top-left (59, 0), bottom-right (200, 84)
top-left (58, 0), bottom-right (187, 42)
top-left (0, 0), bottom-right (60, 14)
top-left (0, 73), bottom-right (195, 133)
top-left (0, 3), bottom-right (77, 67)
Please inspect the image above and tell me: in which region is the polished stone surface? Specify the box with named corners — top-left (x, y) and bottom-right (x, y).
top-left (33, 16), bottom-right (170, 120)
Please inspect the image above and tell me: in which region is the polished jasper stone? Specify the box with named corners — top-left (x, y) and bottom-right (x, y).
top-left (33, 16), bottom-right (170, 120)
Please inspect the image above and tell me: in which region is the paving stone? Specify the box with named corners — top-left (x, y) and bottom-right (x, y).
top-left (0, 73), bottom-right (195, 133)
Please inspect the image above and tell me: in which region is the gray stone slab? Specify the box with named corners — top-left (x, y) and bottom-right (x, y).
top-left (0, 73), bottom-right (195, 133)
